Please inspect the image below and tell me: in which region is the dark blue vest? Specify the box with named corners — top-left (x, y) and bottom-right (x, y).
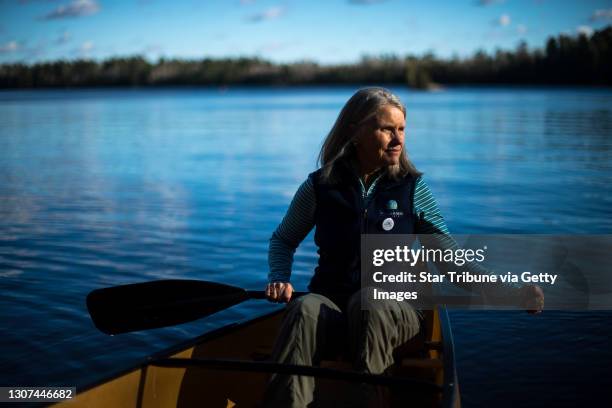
top-left (308, 161), bottom-right (418, 299)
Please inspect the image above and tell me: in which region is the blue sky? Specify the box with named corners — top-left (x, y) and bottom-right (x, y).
top-left (1, 0), bottom-right (611, 64)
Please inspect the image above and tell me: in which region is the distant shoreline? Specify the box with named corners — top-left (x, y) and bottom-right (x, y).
top-left (1, 26), bottom-right (610, 90)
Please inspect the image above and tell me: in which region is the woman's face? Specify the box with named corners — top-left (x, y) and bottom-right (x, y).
top-left (354, 104), bottom-right (405, 172)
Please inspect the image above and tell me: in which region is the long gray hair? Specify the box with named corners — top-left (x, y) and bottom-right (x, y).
top-left (317, 87), bottom-right (421, 183)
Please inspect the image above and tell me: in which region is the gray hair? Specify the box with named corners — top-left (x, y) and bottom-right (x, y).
top-left (317, 87), bottom-right (421, 183)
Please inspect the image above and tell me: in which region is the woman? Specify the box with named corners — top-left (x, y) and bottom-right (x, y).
top-left (262, 87), bottom-right (543, 407)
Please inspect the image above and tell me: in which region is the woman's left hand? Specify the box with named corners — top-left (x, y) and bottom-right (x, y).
top-left (520, 284), bottom-right (544, 314)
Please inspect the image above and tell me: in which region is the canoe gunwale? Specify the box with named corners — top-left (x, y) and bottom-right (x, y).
top-left (438, 305), bottom-right (459, 408)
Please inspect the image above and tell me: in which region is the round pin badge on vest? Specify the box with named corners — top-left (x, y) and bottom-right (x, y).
top-left (386, 200), bottom-right (398, 210)
top-left (382, 217), bottom-right (394, 231)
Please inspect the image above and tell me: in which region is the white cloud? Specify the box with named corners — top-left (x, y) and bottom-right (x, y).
top-left (42, 0), bottom-right (100, 20)
top-left (577, 25), bottom-right (594, 37)
top-left (491, 14), bottom-right (511, 27)
top-left (0, 41), bottom-right (19, 53)
top-left (247, 6), bottom-right (285, 22)
top-left (590, 9), bottom-right (612, 22)
top-left (77, 41), bottom-right (94, 54)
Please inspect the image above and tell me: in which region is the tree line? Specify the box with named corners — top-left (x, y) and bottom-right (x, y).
top-left (0, 26), bottom-right (610, 89)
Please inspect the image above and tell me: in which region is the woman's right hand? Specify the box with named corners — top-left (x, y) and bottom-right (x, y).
top-left (265, 282), bottom-right (294, 303)
top-left (520, 284), bottom-right (544, 314)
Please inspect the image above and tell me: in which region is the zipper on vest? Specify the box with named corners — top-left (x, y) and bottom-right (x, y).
top-left (359, 178), bottom-right (367, 233)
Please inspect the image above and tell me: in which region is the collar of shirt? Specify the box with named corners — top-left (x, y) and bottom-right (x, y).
top-left (358, 172), bottom-right (384, 205)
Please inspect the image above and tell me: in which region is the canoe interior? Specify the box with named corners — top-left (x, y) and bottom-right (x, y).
top-left (55, 306), bottom-right (459, 408)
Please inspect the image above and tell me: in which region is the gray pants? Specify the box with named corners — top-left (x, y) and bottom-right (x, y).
top-left (263, 289), bottom-right (423, 408)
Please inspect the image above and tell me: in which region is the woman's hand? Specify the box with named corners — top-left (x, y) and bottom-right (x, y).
top-left (520, 284), bottom-right (544, 314)
top-left (265, 282), bottom-right (294, 303)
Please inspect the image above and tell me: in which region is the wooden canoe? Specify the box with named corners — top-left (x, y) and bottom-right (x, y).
top-left (53, 305), bottom-right (460, 407)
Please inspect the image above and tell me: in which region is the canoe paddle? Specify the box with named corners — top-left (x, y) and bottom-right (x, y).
top-left (86, 279), bottom-right (306, 335)
top-left (87, 279), bottom-right (538, 335)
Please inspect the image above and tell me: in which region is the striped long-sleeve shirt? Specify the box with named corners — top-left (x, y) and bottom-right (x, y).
top-left (268, 175), bottom-right (455, 283)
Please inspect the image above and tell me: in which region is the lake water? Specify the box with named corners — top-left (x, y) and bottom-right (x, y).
top-left (0, 87), bottom-right (611, 407)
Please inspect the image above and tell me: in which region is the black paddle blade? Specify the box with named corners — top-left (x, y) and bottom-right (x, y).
top-left (86, 280), bottom-right (250, 335)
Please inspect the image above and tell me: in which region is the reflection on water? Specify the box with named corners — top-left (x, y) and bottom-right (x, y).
top-left (0, 87), bottom-right (611, 405)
